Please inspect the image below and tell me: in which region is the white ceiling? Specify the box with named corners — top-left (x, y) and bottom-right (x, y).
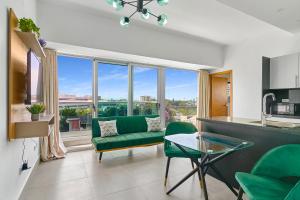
top-left (40, 0), bottom-right (285, 45)
top-left (217, 0), bottom-right (300, 34)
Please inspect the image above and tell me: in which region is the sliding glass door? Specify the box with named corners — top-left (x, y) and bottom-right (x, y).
top-left (133, 66), bottom-right (159, 116)
top-left (165, 68), bottom-right (198, 125)
top-left (95, 61), bottom-right (198, 126)
top-left (97, 62), bottom-right (128, 117)
top-left (57, 55), bottom-right (93, 146)
top-left (57, 55), bottom-right (199, 148)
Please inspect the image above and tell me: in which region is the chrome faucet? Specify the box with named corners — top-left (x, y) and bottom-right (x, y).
top-left (262, 93), bottom-right (276, 125)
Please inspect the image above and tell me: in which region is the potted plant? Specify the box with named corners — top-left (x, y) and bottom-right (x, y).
top-left (26, 103), bottom-right (45, 121)
top-left (18, 18), bottom-right (41, 38)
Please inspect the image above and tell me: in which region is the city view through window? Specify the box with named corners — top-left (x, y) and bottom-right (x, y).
top-left (58, 56), bottom-right (198, 143)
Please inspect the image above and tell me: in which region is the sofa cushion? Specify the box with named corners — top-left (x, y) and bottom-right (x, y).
top-left (92, 115), bottom-right (159, 138)
top-left (92, 131), bottom-right (164, 151)
top-left (98, 120), bottom-right (118, 137)
top-left (146, 117), bottom-right (162, 132)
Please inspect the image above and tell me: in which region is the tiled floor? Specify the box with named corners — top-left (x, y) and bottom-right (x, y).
top-left (21, 145), bottom-right (242, 200)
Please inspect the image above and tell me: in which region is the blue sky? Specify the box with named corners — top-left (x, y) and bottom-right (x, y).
top-left (58, 56), bottom-right (197, 100)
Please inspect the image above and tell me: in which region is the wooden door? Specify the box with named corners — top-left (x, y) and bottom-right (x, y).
top-left (211, 77), bottom-right (228, 116)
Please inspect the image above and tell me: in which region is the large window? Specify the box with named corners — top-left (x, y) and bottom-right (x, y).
top-left (57, 56), bottom-right (93, 143)
top-left (165, 68), bottom-right (198, 125)
top-left (58, 55), bottom-right (199, 133)
top-left (133, 66), bottom-right (159, 116)
top-left (97, 63), bottom-right (128, 117)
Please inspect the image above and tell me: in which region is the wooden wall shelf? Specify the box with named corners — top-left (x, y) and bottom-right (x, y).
top-left (15, 29), bottom-right (46, 58)
top-left (8, 9), bottom-right (48, 140)
top-left (15, 114), bottom-right (54, 139)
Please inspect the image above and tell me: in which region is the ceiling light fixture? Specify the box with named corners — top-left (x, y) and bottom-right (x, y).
top-left (106, 0), bottom-right (169, 27)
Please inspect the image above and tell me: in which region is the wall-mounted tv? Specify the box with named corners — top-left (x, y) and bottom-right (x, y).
top-left (25, 50), bottom-right (43, 105)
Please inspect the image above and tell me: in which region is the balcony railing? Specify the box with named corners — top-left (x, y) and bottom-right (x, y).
top-left (58, 100), bottom-right (197, 133)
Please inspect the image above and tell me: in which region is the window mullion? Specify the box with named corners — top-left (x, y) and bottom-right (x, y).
top-left (128, 64), bottom-right (133, 116)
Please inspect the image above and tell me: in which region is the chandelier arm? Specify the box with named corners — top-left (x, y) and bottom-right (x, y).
top-left (129, 10), bottom-right (138, 18)
top-left (123, 1), bottom-right (138, 4)
top-left (148, 11), bottom-right (159, 18)
top-left (127, 2), bottom-right (138, 8)
top-left (143, 0), bottom-right (153, 6)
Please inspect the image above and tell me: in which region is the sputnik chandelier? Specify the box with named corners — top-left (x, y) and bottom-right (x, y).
top-left (106, 0), bottom-right (169, 27)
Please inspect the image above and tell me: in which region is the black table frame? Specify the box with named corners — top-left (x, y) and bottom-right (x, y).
top-left (166, 142), bottom-right (243, 200)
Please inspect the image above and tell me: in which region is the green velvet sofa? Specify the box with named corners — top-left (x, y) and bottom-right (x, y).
top-left (91, 115), bottom-right (165, 162)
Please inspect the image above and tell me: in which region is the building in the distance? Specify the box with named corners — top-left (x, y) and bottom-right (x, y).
top-left (140, 96), bottom-right (151, 102)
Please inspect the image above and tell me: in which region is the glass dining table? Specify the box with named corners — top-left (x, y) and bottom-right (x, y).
top-left (164, 132), bottom-right (254, 200)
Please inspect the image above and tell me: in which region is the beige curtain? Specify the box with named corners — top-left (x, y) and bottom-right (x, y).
top-left (40, 48), bottom-right (66, 161)
top-left (197, 70), bottom-right (210, 130)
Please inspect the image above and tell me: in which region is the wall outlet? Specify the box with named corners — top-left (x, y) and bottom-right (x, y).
top-left (21, 161), bottom-right (31, 171)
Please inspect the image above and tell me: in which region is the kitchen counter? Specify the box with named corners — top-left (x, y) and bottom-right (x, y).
top-left (198, 116), bottom-right (300, 188)
top-left (199, 116), bottom-right (300, 135)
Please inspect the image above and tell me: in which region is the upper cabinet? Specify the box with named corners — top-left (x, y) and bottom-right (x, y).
top-left (270, 53), bottom-right (300, 89)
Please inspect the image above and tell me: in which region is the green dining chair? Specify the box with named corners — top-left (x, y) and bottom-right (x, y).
top-left (236, 144), bottom-right (300, 200)
top-left (164, 121), bottom-right (201, 186)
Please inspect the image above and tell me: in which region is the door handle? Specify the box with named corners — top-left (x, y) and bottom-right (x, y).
top-left (296, 75), bottom-right (298, 87)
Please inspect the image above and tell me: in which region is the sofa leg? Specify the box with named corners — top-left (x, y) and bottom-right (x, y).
top-left (164, 157), bottom-right (171, 186)
top-left (237, 187), bottom-right (243, 200)
top-left (99, 152), bottom-right (103, 163)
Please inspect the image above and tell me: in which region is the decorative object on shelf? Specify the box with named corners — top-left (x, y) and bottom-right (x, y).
top-left (106, 0), bottom-right (169, 27)
top-left (18, 17), bottom-right (40, 37)
top-left (38, 38), bottom-right (47, 47)
top-left (26, 103), bottom-right (46, 121)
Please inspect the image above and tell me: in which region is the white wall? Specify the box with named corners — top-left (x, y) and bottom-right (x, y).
top-left (36, 1), bottom-right (225, 68)
top-left (223, 30), bottom-right (300, 119)
top-left (0, 1), bottom-right (39, 200)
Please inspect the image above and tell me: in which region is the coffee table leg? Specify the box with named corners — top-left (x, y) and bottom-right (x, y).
top-left (210, 164), bottom-right (238, 196)
top-left (198, 163), bottom-right (208, 200)
top-left (166, 167), bottom-right (199, 194)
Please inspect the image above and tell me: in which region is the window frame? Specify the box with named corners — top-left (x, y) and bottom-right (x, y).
top-left (57, 53), bottom-right (199, 128)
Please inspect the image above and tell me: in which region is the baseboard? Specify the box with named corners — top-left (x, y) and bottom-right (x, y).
top-left (18, 157), bottom-right (40, 199)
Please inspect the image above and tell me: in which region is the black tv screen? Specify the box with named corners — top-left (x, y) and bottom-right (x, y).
top-left (25, 50), bottom-right (43, 105)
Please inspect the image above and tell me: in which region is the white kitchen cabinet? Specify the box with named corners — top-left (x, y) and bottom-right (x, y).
top-left (270, 53), bottom-right (300, 89)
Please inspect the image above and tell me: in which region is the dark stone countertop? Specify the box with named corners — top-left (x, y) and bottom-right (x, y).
top-left (198, 116), bottom-right (300, 135)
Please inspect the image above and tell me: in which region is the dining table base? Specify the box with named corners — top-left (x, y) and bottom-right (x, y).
top-left (166, 143), bottom-right (239, 200)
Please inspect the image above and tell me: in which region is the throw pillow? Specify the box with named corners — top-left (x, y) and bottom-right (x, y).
top-left (98, 120), bottom-right (118, 137)
top-left (146, 117), bottom-right (162, 132)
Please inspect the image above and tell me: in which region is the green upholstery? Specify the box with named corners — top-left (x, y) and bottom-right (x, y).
top-left (236, 173), bottom-right (294, 200)
top-left (164, 122), bottom-right (201, 158)
top-left (235, 144), bottom-right (300, 200)
top-left (92, 131), bottom-right (164, 151)
top-left (91, 115), bottom-right (164, 151)
top-left (92, 115), bottom-right (159, 138)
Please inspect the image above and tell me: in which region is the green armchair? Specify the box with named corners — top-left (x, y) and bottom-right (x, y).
top-left (164, 122), bottom-right (201, 186)
top-left (235, 144), bottom-right (300, 200)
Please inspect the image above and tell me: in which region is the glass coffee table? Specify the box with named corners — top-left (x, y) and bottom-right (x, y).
top-left (164, 132), bottom-right (254, 200)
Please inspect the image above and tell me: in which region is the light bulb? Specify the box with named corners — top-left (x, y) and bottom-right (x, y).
top-left (120, 17), bottom-right (130, 27)
top-left (113, 0), bottom-right (124, 11)
top-left (157, 14), bottom-right (168, 26)
top-left (157, 0), bottom-right (169, 6)
top-left (141, 8), bottom-right (150, 20)
top-left (106, 0), bottom-right (114, 5)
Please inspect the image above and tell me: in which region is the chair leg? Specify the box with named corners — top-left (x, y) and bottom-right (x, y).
top-left (190, 159), bottom-right (195, 169)
top-left (99, 152), bottom-right (103, 163)
top-left (237, 187), bottom-right (243, 200)
top-left (164, 157), bottom-right (171, 186)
